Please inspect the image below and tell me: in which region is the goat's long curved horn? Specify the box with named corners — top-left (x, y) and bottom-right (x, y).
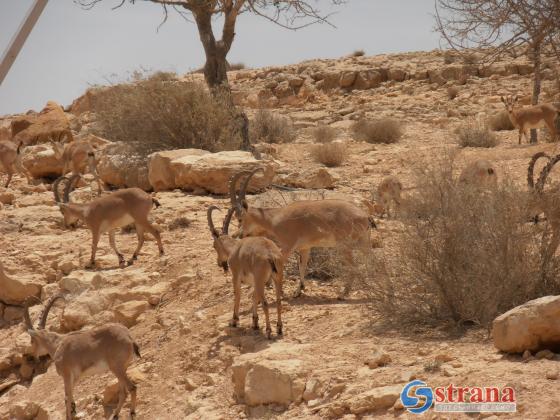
top-left (223, 207), bottom-right (235, 235)
top-left (239, 167), bottom-right (264, 204)
top-left (53, 176), bottom-right (68, 203)
top-left (536, 154), bottom-right (560, 194)
top-left (528, 152), bottom-right (549, 190)
top-left (207, 206), bottom-right (221, 239)
top-left (229, 171), bottom-right (251, 216)
top-left (23, 301), bottom-right (34, 330)
top-left (63, 174), bottom-right (81, 203)
top-left (38, 294), bottom-right (65, 329)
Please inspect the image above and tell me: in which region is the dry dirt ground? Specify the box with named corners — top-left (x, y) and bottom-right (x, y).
top-left (1, 50), bottom-right (560, 419)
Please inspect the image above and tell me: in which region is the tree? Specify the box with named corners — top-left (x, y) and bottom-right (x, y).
top-left (435, 0), bottom-right (560, 142)
top-left (76, 0), bottom-right (342, 153)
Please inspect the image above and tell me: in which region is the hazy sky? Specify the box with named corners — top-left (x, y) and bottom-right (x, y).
top-left (0, 0), bottom-right (441, 115)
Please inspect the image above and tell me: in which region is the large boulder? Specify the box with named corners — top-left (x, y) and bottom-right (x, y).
top-left (21, 144), bottom-right (63, 178)
top-left (278, 168), bottom-right (337, 189)
top-left (492, 296), bottom-right (560, 353)
top-left (232, 343), bottom-right (310, 406)
top-left (148, 149), bottom-right (277, 194)
top-left (97, 142), bottom-right (151, 191)
top-left (0, 262), bottom-right (41, 305)
top-left (12, 101), bottom-right (73, 145)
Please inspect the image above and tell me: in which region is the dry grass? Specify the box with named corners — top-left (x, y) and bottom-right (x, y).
top-left (250, 109), bottom-right (296, 144)
top-left (312, 124), bottom-right (337, 144)
top-left (362, 159), bottom-right (560, 328)
top-left (228, 62), bottom-right (246, 71)
top-left (488, 111), bottom-right (515, 131)
top-left (456, 120), bottom-right (498, 148)
top-left (352, 118), bottom-right (404, 144)
top-left (311, 142), bottom-right (348, 167)
top-left (90, 78), bottom-right (243, 156)
top-left (447, 86), bottom-right (460, 100)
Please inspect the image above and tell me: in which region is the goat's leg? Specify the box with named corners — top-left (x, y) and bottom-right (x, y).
top-left (230, 272), bottom-right (240, 328)
top-left (251, 288), bottom-right (259, 331)
top-left (63, 375), bottom-right (75, 420)
top-left (109, 230), bottom-right (125, 268)
top-left (275, 267), bottom-right (284, 336)
top-left (256, 273), bottom-right (271, 338)
top-left (295, 248), bottom-right (310, 297)
top-left (128, 225), bottom-right (145, 266)
top-left (137, 219), bottom-right (164, 256)
top-left (546, 119), bottom-right (557, 143)
top-left (4, 168), bottom-right (13, 188)
top-left (86, 231), bottom-right (100, 269)
top-left (111, 380), bottom-right (128, 420)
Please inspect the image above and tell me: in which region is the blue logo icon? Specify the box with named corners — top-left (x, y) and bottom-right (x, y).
top-left (400, 380), bottom-right (433, 414)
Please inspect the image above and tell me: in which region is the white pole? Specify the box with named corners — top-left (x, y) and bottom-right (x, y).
top-left (0, 0), bottom-right (49, 86)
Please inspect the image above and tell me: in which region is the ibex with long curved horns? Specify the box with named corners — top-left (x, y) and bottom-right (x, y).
top-left (23, 295), bottom-right (140, 420)
top-left (229, 168), bottom-right (374, 297)
top-left (54, 175), bottom-right (164, 268)
top-left (208, 206), bottom-right (284, 338)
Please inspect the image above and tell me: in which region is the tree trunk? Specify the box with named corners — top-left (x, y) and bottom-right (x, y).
top-left (531, 42), bottom-right (542, 143)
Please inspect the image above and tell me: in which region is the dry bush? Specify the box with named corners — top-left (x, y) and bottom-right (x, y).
top-left (286, 248), bottom-right (338, 281)
top-left (363, 160), bottom-right (560, 328)
top-left (228, 62), bottom-right (246, 71)
top-left (462, 52), bottom-right (478, 65)
top-left (352, 118), bottom-right (404, 144)
top-left (443, 51), bottom-right (457, 64)
top-left (313, 124), bottom-right (337, 143)
top-left (147, 71), bottom-right (178, 82)
top-left (488, 110), bottom-right (515, 131)
top-left (250, 109), bottom-right (296, 144)
top-left (311, 142), bottom-right (348, 167)
top-left (447, 86), bottom-right (460, 100)
top-left (456, 120), bottom-right (498, 148)
top-left (352, 49), bottom-right (365, 57)
top-left (168, 217), bottom-right (192, 230)
top-left (90, 79), bottom-right (243, 156)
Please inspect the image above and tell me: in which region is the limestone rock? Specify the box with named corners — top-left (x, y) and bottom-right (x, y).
top-left (21, 144), bottom-right (63, 178)
top-left (12, 101), bottom-right (72, 146)
top-left (148, 149), bottom-right (277, 194)
top-left (97, 142), bottom-right (151, 191)
top-left (348, 385), bottom-right (402, 414)
top-left (492, 296), bottom-right (560, 353)
top-left (0, 262), bottom-right (41, 305)
top-left (278, 168), bottom-right (336, 189)
top-left (113, 300), bottom-right (151, 327)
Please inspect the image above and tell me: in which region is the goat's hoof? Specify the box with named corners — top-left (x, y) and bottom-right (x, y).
top-left (126, 259), bottom-right (135, 267)
top-left (130, 410), bottom-right (136, 419)
top-left (85, 262), bottom-right (95, 270)
top-left (159, 250), bottom-right (165, 257)
top-left (266, 329), bottom-right (272, 339)
top-left (229, 320), bottom-right (237, 328)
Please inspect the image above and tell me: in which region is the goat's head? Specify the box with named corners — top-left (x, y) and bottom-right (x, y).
top-left (23, 294), bottom-right (65, 356)
top-left (228, 168), bottom-right (265, 236)
top-left (207, 205), bottom-right (235, 273)
top-left (501, 95), bottom-right (519, 114)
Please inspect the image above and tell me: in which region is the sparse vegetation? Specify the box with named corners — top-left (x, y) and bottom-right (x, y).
top-left (313, 124), bottom-right (337, 143)
top-left (363, 159), bottom-right (560, 328)
top-left (456, 120), bottom-right (498, 148)
top-left (311, 142), bottom-right (348, 167)
top-left (352, 49), bottom-right (365, 57)
top-left (352, 118), bottom-right (404, 144)
top-left (250, 109), bottom-right (296, 144)
top-left (488, 110), bottom-right (515, 131)
top-left (168, 217), bottom-right (192, 230)
top-left (228, 62), bottom-right (246, 71)
top-left (91, 78), bottom-right (243, 156)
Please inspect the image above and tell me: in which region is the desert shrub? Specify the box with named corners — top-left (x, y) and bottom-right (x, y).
top-left (488, 111), bottom-right (515, 131)
top-left (443, 51), bottom-right (457, 64)
top-left (311, 142), bottom-right (348, 167)
top-left (147, 71), bottom-right (177, 82)
top-left (250, 109), bottom-right (296, 144)
top-left (228, 62), bottom-right (246, 71)
top-left (456, 120), bottom-right (498, 148)
top-left (286, 248), bottom-right (338, 281)
top-left (90, 78), bottom-right (243, 156)
top-left (352, 49), bottom-right (365, 57)
top-left (447, 86), bottom-right (459, 100)
top-left (364, 159), bottom-right (560, 328)
top-left (313, 124), bottom-right (337, 143)
top-left (462, 52), bottom-right (478, 65)
top-left (352, 118), bottom-right (404, 144)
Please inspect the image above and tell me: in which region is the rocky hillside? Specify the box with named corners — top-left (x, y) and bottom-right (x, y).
top-left (1, 48), bottom-right (560, 419)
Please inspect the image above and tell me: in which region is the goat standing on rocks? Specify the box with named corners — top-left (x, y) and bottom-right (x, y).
top-left (0, 141), bottom-right (31, 188)
top-left (23, 295), bottom-right (140, 420)
top-left (208, 206), bottom-right (284, 339)
top-left (51, 139), bottom-right (103, 194)
top-left (53, 174), bottom-right (164, 268)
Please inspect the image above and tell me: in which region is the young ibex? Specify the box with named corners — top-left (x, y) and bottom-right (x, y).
top-left (230, 169), bottom-right (373, 297)
top-left (208, 206), bottom-right (284, 338)
top-left (51, 139), bottom-right (103, 194)
top-left (374, 175), bottom-right (402, 218)
top-left (0, 140), bottom-right (32, 188)
top-left (501, 95), bottom-right (559, 144)
top-left (54, 175), bottom-right (164, 268)
top-left (23, 295), bottom-right (140, 420)
top-left (458, 160), bottom-right (498, 187)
